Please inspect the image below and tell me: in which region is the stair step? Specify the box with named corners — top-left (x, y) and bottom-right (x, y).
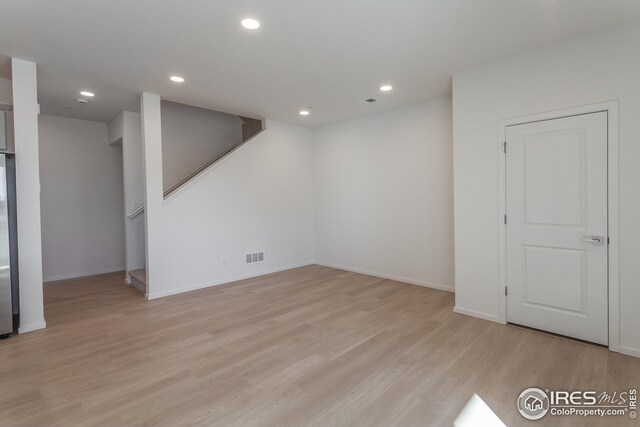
top-left (128, 269), bottom-right (146, 293)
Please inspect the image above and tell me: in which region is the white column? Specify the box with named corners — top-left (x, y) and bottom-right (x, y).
top-left (12, 58), bottom-right (45, 333)
top-left (140, 93), bottom-right (163, 298)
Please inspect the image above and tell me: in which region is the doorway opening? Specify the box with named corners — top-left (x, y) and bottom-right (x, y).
top-left (36, 66), bottom-right (146, 326)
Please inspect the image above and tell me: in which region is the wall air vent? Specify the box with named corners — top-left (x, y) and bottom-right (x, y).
top-left (245, 252), bottom-right (264, 264)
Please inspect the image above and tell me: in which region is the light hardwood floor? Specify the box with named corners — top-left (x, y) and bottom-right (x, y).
top-left (1, 265), bottom-right (638, 426)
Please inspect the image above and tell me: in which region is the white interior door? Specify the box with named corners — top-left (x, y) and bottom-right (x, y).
top-left (506, 112), bottom-right (608, 345)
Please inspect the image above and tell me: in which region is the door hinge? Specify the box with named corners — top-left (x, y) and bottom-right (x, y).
top-left (505, 286), bottom-right (508, 296)
top-left (504, 214), bottom-right (507, 225)
top-left (503, 141), bottom-right (507, 154)
top-left (608, 237), bottom-right (610, 245)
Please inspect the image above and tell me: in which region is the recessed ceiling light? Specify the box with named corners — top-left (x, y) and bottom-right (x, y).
top-left (170, 76), bottom-right (185, 83)
top-left (380, 85), bottom-right (393, 92)
top-left (76, 98), bottom-right (89, 104)
top-left (241, 18), bottom-right (260, 30)
top-left (299, 110), bottom-right (310, 116)
top-left (80, 91), bottom-right (94, 97)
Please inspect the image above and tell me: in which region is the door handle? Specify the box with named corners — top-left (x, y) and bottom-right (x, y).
top-left (581, 235), bottom-right (605, 245)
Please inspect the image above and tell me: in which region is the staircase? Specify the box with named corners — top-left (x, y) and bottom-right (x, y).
top-left (128, 269), bottom-right (147, 293)
top-left (118, 104), bottom-right (264, 297)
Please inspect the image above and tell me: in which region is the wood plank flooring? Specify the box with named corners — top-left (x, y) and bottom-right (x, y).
top-left (0, 265), bottom-right (638, 426)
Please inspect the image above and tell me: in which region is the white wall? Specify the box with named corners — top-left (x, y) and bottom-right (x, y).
top-left (114, 111), bottom-right (146, 275)
top-left (142, 93), bottom-right (314, 299)
top-left (39, 114), bottom-right (125, 281)
top-left (0, 77), bottom-right (11, 104)
top-left (12, 58), bottom-right (45, 333)
top-left (313, 98), bottom-right (454, 291)
top-left (107, 110), bottom-right (123, 143)
top-left (161, 100), bottom-right (243, 191)
top-left (453, 22), bottom-right (640, 356)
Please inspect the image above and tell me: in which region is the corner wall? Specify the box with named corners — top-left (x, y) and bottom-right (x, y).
top-left (313, 97), bottom-right (454, 291)
top-left (452, 22), bottom-right (640, 356)
top-left (39, 114), bottom-right (125, 281)
top-left (141, 93), bottom-right (314, 298)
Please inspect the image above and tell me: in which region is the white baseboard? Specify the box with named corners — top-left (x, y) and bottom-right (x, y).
top-left (44, 267), bottom-right (126, 283)
top-left (619, 346), bottom-right (640, 358)
top-left (315, 261), bottom-right (454, 293)
top-left (453, 306), bottom-right (504, 324)
top-left (19, 321), bottom-right (47, 334)
top-left (146, 261), bottom-right (315, 300)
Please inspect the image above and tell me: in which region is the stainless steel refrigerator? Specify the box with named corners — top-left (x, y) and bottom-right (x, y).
top-left (0, 104), bottom-right (17, 338)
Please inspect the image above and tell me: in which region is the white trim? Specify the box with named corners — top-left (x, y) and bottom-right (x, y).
top-left (316, 261), bottom-right (454, 293)
top-left (43, 267), bottom-right (125, 283)
top-left (607, 103), bottom-right (621, 353)
top-left (619, 346), bottom-right (640, 359)
top-left (127, 205), bottom-right (144, 219)
top-left (145, 261), bottom-right (315, 300)
top-left (453, 306), bottom-right (502, 323)
top-left (497, 100), bottom-right (620, 353)
top-left (18, 321), bottom-right (46, 334)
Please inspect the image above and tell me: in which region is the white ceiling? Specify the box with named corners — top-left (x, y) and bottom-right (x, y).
top-left (37, 67), bottom-right (140, 123)
top-left (0, 0), bottom-right (639, 126)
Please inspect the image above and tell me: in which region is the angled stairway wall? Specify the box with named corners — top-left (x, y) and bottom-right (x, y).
top-left (141, 93), bottom-right (314, 299)
top-left (160, 100), bottom-right (264, 198)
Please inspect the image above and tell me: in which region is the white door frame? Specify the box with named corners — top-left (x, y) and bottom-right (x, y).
top-left (497, 100), bottom-right (620, 352)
